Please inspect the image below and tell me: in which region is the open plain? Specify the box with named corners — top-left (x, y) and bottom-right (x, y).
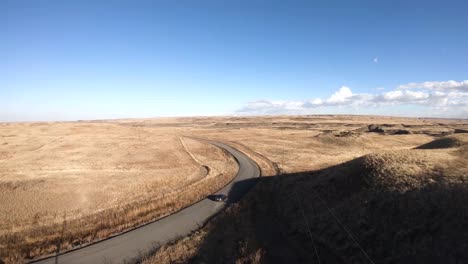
top-left (0, 120), bottom-right (238, 262)
top-left (1, 115), bottom-right (467, 263)
top-left (140, 115), bottom-right (468, 264)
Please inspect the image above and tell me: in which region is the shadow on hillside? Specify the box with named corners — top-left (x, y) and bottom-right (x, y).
top-left (189, 165), bottom-right (352, 264)
top-left (415, 137), bottom-right (462, 149)
top-left (188, 155), bottom-right (468, 264)
top-left (225, 177), bottom-right (260, 204)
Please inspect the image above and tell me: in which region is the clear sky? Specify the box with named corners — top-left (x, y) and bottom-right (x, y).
top-left (2, 0), bottom-right (468, 121)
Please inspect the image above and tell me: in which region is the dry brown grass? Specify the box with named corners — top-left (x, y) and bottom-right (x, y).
top-left (2, 115), bottom-right (467, 263)
top-left (416, 134), bottom-right (464, 149)
top-left (283, 135), bottom-right (468, 263)
top-left (142, 229), bottom-right (207, 264)
top-left (185, 115), bottom-right (444, 173)
top-left (0, 122), bottom-right (237, 262)
top-left (142, 116), bottom-right (468, 264)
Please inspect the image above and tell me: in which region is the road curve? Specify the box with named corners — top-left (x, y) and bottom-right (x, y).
top-left (32, 141), bottom-right (260, 264)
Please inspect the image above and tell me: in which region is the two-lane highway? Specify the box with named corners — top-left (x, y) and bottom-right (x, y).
top-left (33, 141), bottom-right (260, 264)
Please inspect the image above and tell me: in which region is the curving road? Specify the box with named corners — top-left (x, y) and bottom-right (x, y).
top-left (32, 141), bottom-right (260, 264)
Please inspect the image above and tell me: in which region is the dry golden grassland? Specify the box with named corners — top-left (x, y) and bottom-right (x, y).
top-left (141, 115), bottom-right (468, 264)
top-left (183, 115), bottom-right (460, 173)
top-left (0, 121), bottom-right (237, 262)
top-left (1, 115), bottom-right (467, 263)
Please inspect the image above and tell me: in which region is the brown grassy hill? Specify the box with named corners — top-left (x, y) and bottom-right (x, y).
top-left (415, 135), bottom-right (464, 149)
top-left (144, 134), bottom-right (468, 264)
top-left (279, 143), bottom-right (467, 263)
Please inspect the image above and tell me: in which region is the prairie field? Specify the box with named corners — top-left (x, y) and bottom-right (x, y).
top-left (138, 115), bottom-right (468, 264)
top-left (0, 121), bottom-right (238, 262)
top-left (1, 115), bottom-right (467, 263)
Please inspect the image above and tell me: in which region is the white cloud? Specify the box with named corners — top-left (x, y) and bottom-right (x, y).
top-left (327, 86), bottom-right (353, 103)
top-left (381, 90), bottom-right (403, 100)
top-left (237, 100), bottom-right (307, 115)
top-left (377, 90), bottom-right (429, 102)
top-left (398, 80), bottom-right (468, 92)
top-left (309, 98), bottom-right (323, 105)
top-left (236, 80), bottom-right (468, 118)
top-left (373, 57), bottom-right (378, 63)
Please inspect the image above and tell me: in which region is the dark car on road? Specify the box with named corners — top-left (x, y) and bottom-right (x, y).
top-left (208, 194), bottom-right (227, 202)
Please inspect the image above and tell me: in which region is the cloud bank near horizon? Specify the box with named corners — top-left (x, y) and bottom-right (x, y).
top-left (236, 80), bottom-right (468, 118)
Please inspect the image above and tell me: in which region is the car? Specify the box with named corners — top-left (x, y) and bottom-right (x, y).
top-left (208, 194), bottom-right (228, 202)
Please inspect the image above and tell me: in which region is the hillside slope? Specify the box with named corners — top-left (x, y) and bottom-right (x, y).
top-left (144, 134), bottom-right (468, 264)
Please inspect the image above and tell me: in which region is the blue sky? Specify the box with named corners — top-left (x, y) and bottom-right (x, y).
top-left (2, 0), bottom-right (468, 121)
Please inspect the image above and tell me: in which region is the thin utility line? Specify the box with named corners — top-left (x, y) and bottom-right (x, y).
top-left (312, 189), bottom-right (376, 264)
top-left (294, 191), bottom-right (321, 264)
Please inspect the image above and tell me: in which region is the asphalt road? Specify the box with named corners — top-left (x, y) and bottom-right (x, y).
top-left (33, 141), bottom-right (260, 264)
